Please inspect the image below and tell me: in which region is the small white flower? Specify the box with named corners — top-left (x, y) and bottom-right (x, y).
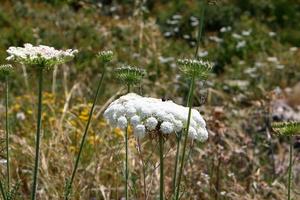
top-left (16, 112), bottom-right (26, 121)
top-left (130, 115), bottom-right (140, 127)
top-left (160, 121), bottom-right (174, 134)
top-left (268, 32), bottom-right (276, 37)
top-left (145, 117), bottom-right (158, 131)
top-left (242, 30), bottom-right (252, 36)
top-left (173, 120), bottom-right (183, 132)
top-left (232, 33), bottom-right (242, 40)
top-left (117, 116), bottom-right (127, 129)
top-left (125, 106), bottom-right (136, 117)
top-left (236, 41), bottom-right (246, 49)
top-left (134, 124), bottom-right (146, 139)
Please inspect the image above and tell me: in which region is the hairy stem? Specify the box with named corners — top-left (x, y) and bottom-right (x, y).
top-left (31, 67), bottom-right (44, 200)
top-left (5, 76), bottom-right (10, 190)
top-left (65, 69), bottom-right (106, 199)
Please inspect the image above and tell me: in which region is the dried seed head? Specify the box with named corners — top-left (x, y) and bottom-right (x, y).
top-left (0, 64), bottom-right (13, 77)
top-left (272, 121), bottom-right (300, 136)
top-left (97, 50), bottom-right (113, 63)
top-left (115, 65), bottom-right (146, 86)
top-left (177, 58), bottom-right (212, 79)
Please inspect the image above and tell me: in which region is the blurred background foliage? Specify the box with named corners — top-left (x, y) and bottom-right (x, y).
top-left (0, 0), bottom-right (300, 199)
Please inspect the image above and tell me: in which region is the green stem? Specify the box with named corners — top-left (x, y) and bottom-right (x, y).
top-left (124, 84), bottom-right (131, 200)
top-left (5, 76), bottom-right (10, 190)
top-left (125, 125), bottom-right (129, 200)
top-left (65, 69), bottom-right (106, 200)
top-left (127, 84), bottom-right (131, 94)
top-left (194, 0), bottom-right (206, 58)
top-left (172, 135), bottom-right (181, 194)
top-left (159, 132), bottom-right (164, 200)
top-left (0, 180), bottom-right (6, 200)
top-left (175, 75), bottom-right (195, 200)
top-left (31, 68), bottom-right (44, 200)
top-left (288, 136), bottom-right (293, 200)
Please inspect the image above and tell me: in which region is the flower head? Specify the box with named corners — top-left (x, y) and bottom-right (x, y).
top-left (115, 66), bottom-right (146, 86)
top-left (6, 43), bottom-right (78, 68)
top-left (97, 50), bottom-right (113, 63)
top-left (272, 121), bottom-right (300, 136)
top-left (103, 93), bottom-right (208, 141)
top-left (177, 58), bottom-right (212, 79)
top-left (0, 64), bottom-right (13, 77)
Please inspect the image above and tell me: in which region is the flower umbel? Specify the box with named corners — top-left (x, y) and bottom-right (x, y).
top-left (115, 66), bottom-right (146, 86)
top-left (272, 121), bottom-right (300, 136)
top-left (177, 58), bottom-right (212, 79)
top-left (103, 93), bottom-right (208, 141)
top-left (0, 64), bottom-right (13, 78)
top-left (6, 43), bottom-right (78, 67)
top-left (97, 50), bottom-right (113, 63)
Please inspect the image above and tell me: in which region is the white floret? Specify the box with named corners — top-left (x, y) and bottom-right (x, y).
top-left (145, 117), bottom-right (158, 131)
top-left (160, 121), bottom-right (174, 134)
top-left (117, 116), bottom-right (127, 130)
top-left (134, 124), bottom-right (146, 139)
top-left (130, 115), bottom-right (141, 127)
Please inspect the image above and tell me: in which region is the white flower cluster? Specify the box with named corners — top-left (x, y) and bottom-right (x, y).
top-left (6, 43), bottom-right (78, 67)
top-left (104, 93), bottom-right (208, 141)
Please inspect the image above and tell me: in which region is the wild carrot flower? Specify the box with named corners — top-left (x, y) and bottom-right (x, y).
top-left (0, 64), bottom-right (13, 78)
top-left (6, 44), bottom-right (77, 200)
top-left (7, 43), bottom-right (78, 67)
top-left (114, 65), bottom-right (146, 200)
top-left (177, 58), bottom-right (212, 79)
top-left (115, 66), bottom-right (146, 90)
top-left (103, 93), bottom-right (208, 141)
top-left (104, 93), bottom-right (208, 200)
top-left (272, 121), bottom-right (300, 136)
top-left (272, 121), bottom-right (300, 200)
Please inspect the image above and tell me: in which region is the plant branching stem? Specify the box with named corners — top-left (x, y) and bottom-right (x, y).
top-left (288, 136), bottom-right (293, 200)
top-left (65, 68), bottom-right (106, 200)
top-left (5, 76), bottom-right (10, 190)
top-left (31, 67), bottom-right (44, 200)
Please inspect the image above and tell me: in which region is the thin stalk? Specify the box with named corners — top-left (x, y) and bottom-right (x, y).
top-left (5, 76), bottom-right (10, 190)
top-left (175, 75), bottom-right (195, 200)
top-left (0, 180), bottom-right (6, 200)
top-left (137, 139), bottom-right (147, 200)
top-left (127, 84), bottom-right (131, 94)
top-left (123, 84), bottom-right (131, 200)
top-left (31, 67), bottom-right (44, 200)
top-left (159, 132), bottom-right (164, 200)
top-left (172, 135), bottom-right (181, 194)
top-left (194, 0), bottom-right (206, 58)
top-left (174, 1), bottom-right (206, 199)
top-left (65, 69), bottom-right (106, 200)
top-left (288, 136), bottom-right (293, 200)
top-left (125, 125), bottom-right (129, 200)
